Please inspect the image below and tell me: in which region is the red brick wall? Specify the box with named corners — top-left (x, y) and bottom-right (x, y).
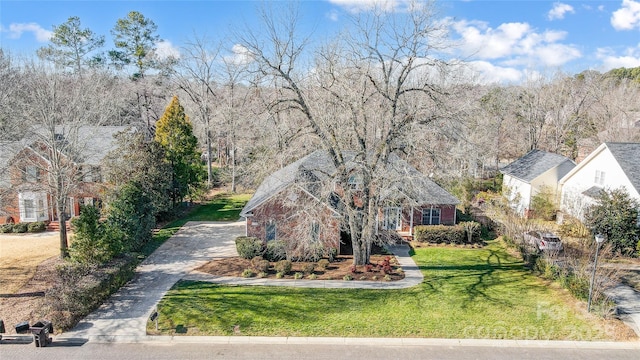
top-left (246, 190), bottom-right (341, 252)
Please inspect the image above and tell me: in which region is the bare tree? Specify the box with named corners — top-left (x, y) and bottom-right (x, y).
top-left (173, 34), bottom-right (221, 188)
top-left (16, 62), bottom-right (115, 258)
top-left (240, 1), bottom-right (461, 264)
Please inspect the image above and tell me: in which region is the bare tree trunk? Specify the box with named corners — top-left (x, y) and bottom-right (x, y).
top-left (206, 129), bottom-right (213, 188)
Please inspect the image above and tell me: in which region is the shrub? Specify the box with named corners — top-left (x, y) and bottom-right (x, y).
top-left (235, 236), bottom-right (264, 259)
top-left (343, 274), bottom-right (353, 281)
top-left (413, 224), bottom-right (482, 244)
top-left (46, 254), bottom-right (137, 331)
top-left (558, 217), bottom-right (590, 238)
top-left (70, 206), bottom-right (118, 265)
top-left (12, 222), bottom-right (28, 233)
top-left (302, 263), bottom-right (315, 274)
top-left (0, 223), bottom-right (13, 233)
top-left (326, 248), bottom-right (337, 262)
top-left (293, 272), bottom-right (303, 279)
top-left (27, 221), bottom-right (46, 233)
top-left (242, 268), bottom-right (254, 278)
top-left (530, 186), bottom-right (557, 221)
top-left (276, 272), bottom-right (285, 279)
top-left (379, 256), bottom-right (392, 274)
top-left (365, 264), bottom-right (374, 272)
top-left (384, 274), bottom-right (392, 281)
top-left (307, 273), bottom-right (318, 280)
top-left (275, 260), bottom-right (292, 274)
top-left (264, 240), bottom-right (287, 262)
top-left (251, 257), bottom-right (270, 273)
top-left (317, 259), bottom-right (330, 270)
top-left (257, 271), bottom-right (268, 278)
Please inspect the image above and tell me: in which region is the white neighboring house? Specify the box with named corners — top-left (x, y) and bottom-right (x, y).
top-left (559, 142), bottom-right (640, 221)
top-left (501, 150), bottom-right (576, 217)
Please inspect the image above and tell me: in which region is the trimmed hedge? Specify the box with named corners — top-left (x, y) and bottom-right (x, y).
top-left (235, 236), bottom-right (264, 259)
top-left (27, 221), bottom-right (47, 233)
top-left (46, 254), bottom-right (138, 331)
top-left (12, 222), bottom-right (28, 233)
top-left (413, 222), bottom-right (482, 244)
top-left (0, 223), bottom-right (13, 233)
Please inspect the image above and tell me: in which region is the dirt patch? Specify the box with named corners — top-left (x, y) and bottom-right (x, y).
top-left (196, 254), bottom-right (405, 281)
top-left (0, 232), bottom-right (68, 294)
top-left (0, 256), bottom-right (62, 334)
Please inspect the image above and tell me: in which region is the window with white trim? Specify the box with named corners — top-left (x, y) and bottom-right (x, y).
top-left (18, 192), bottom-right (48, 222)
top-left (422, 207), bottom-right (441, 225)
top-left (24, 165), bottom-right (39, 182)
top-left (594, 170), bottom-right (606, 186)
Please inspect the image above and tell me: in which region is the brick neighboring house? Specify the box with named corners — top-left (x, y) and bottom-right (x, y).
top-left (240, 150), bottom-right (459, 254)
top-left (0, 126), bottom-right (129, 226)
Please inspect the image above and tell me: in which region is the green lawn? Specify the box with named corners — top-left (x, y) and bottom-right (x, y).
top-left (151, 241), bottom-right (613, 340)
top-left (142, 193), bottom-right (251, 255)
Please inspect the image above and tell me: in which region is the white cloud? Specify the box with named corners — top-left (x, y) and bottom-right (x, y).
top-left (224, 44), bottom-right (253, 65)
top-left (467, 61), bottom-right (523, 84)
top-left (326, 9), bottom-right (340, 22)
top-left (4, 22), bottom-right (52, 42)
top-left (328, 0), bottom-right (410, 13)
top-left (450, 19), bottom-right (581, 68)
top-left (548, 3), bottom-right (575, 20)
top-left (596, 46), bottom-right (640, 70)
top-left (155, 40), bottom-right (181, 60)
top-left (611, 0), bottom-right (640, 30)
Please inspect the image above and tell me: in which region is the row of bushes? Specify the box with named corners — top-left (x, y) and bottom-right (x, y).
top-left (45, 254), bottom-right (139, 331)
top-left (413, 221), bottom-right (482, 244)
top-left (0, 221), bottom-right (47, 234)
top-left (235, 236), bottom-right (337, 262)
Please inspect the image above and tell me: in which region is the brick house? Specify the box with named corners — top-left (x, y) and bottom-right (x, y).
top-left (240, 150), bottom-right (459, 254)
top-left (0, 126), bottom-right (129, 226)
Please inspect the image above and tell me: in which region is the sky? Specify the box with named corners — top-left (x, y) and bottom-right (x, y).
top-left (1, 0), bottom-right (640, 83)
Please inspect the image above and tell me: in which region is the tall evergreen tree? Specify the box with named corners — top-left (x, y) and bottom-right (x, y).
top-left (110, 11), bottom-right (159, 77)
top-left (155, 96), bottom-right (202, 204)
top-left (37, 16), bottom-right (105, 75)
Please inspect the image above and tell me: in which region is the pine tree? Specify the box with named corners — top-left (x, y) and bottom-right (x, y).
top-left (155, 95), bottom-right (202, 204)
top-left (37, 16), bottom-right (105, 75)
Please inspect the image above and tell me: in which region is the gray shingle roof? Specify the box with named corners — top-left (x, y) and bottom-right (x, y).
top-left (501, 149), bottom-right (575, 183)
top-left (28, 125), bottom-right (131, 165)
top-left (582, 185), bottom-right (604, 198)
top-left (240, 150), bottom-right (459, 217)
top-left (606, 142), bottom-right (640, 194)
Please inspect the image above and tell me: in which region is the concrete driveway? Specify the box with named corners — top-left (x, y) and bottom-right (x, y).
top-left (60, 221), bottom-right (244, 341)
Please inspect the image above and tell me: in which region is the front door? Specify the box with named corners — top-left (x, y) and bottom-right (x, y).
top-left (383, 207), bottom-right (401, 230)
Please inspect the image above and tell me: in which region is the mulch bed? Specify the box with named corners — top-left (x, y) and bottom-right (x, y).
top-left (195, 254), bottom-right (405, 281)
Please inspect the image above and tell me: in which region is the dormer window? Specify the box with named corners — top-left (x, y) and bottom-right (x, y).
top-left (347, 174), bottom-right (362, 190)
top-left (594, 170), bottom-right (606, 186)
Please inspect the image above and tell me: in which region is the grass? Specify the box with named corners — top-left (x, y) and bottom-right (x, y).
top-left (142, 193), bottom-right (251, 255)
top-left (0, 233), bottom-right (62, 294)
top-left (151, 241), bottom-right (614, 340)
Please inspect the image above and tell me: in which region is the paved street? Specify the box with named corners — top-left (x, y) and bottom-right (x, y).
top-left (1, 338), bottom-right (639, 359)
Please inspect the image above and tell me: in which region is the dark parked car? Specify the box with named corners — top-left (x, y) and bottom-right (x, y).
top-left (523, 231), bottom-right (563, 252)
